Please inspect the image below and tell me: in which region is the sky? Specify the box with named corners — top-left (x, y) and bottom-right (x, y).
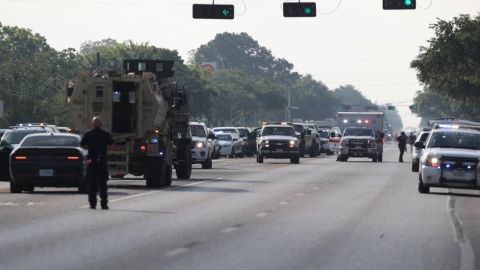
top-left (1, 0), bottom-right (479, 128)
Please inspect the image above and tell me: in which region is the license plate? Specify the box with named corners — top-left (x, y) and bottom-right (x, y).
top-left (453, 170), bottom-right (465, 177)
top-left (39, 169), bottom-right (54, 177)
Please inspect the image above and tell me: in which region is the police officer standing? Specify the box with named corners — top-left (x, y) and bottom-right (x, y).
top-left (397, 131), bottom-right (408, 163)
top-left (80, 116), bottom-right (113, 210)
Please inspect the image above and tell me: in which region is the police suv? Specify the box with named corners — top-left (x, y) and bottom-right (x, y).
top-left (257, 123), bottom-right (300, 164)
top-left (416, 124), bottom-right (480, 193)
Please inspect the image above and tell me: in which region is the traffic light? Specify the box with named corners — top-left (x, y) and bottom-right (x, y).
top-left (283, 2), bottom-right (316, 17)
top-left (409, 104), bottom-right (417, 112)
top-left (193, 4), bottom-right (234, 19)
top-left (383, 0), bottom-right (415, 10)
top-left (387, 105), bottom-right (396, 111)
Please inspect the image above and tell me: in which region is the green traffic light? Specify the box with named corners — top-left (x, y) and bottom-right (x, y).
top-left (222, 9), bottom-right (230, 16)
top-left (304, 7), bottom-right (312, 15)
top-left (404, 0), bottom-right (412, 6)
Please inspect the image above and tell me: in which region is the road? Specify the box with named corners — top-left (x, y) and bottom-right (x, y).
top-left (0, 144), bottom-right (479, 270)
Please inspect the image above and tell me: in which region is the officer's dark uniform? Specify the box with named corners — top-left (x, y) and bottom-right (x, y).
top-left (397, 133), bottom-right (408, 163)
top-left (80, 127), bottom-right (113, 209)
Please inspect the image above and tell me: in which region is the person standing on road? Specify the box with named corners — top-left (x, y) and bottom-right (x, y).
top-left (408, 132), bottom-right (417, 152)
top-left (80, 116), bottom-right (113, 210)
top-left (397, 131), bottom-right (408, 163)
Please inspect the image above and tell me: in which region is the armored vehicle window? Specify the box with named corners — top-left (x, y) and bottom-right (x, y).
top-left (95, 86), bottom-right (104, 98)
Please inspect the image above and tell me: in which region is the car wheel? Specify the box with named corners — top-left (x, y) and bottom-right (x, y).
top-left (10, 181), bottom-right (22, 193)
top-left (290, 155), bottom-right (300, 164)
top-left (418, 175), bottom-right (430, 194)
top-left (202, 157), bottom-right (213, 169)
top-left (309, 143), bottom-right (317, 158)
top-left (165, 164), bottom-right (173, 186)
top-left (23, 184), bottom-right (34, 193)
top-left (78, 181), bottom-right (88, 194)
top-left (256, 154), bottom-right (264, 163)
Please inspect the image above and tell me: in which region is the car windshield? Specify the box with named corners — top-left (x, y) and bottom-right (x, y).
top-left (262, 127), bottom-right (296, 137)
top-left (293, 125), bottom-right (303, 133)
top-left (237, 128), bottom-right (248, 137)
top-left (214, 128), bottom-right (236, 134)
top-left (21, 136), bottom-right (80, 147)
top-left (216, 134), bottom-right (232, 141)
top-left (344, 128), bottom-right (374, 137)
top-left (320, 131), bottom-right (330, 138)
top-left (427, 131), bottom-right (480, 150)
top-left (1, 130), bottom-right (46, 145)
top-left (190, 125), bottom-right (206, 137)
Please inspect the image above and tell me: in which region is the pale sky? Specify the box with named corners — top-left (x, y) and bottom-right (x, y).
top-left (1, 0), bottom-right (479, 128)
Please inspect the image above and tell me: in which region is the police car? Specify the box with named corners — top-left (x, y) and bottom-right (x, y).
top-left (416, 124), bottom-right (480, 193)
top-left (257, 123), bottom-right (300, 164)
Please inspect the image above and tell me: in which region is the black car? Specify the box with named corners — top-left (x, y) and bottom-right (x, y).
top-left (9, 133), bottom-right (87, 193)
top-left (0, 127), bottom-right (53, 181)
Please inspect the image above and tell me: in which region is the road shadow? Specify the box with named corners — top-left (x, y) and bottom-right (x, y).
top-left (29, 190), bottom-right (129, 196)
top-left (429, 191), bottom-right (480, 198)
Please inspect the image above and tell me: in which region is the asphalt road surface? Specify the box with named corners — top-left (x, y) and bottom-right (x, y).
top-left (1, 144), bottom-right (479, 270)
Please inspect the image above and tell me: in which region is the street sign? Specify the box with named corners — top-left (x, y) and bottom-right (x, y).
top-left (193, 4), bottom-right (234, 19)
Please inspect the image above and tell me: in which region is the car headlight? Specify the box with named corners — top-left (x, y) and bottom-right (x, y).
top-left (425, 155), bottom-right (441, 168)
top-left (289, 140), bottom-right (297, 147)
top-left (196, 142), bottom-right (205, 148)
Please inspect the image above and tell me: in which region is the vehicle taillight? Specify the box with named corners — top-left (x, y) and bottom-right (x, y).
top-left (67, 156), bottom-right (80, 160)
top-left (140, 145), bottom-right (146, 152)
top-left (14, 156), bottom-right (27, 160)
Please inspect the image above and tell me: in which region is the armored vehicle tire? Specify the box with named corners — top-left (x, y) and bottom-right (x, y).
top-left (145, 157), bottom-right (166, 188)
top-left (176, 145), bottom-right (192, 180)
top-left (165, 164), bottom-right (173, 186)
top-left (202, 157), bottom-right (213, 169)
top-left (290, 155), bottom-right (300, 164)
top-left (10, 181), bottom-right (22, 193)
top-left (256, 154), bottom-right (264, 163)
top-left (23, 184), bottom-right (34, 193)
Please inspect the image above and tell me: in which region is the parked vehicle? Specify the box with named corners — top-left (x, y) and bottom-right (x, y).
top-left (9, 133), bottom-right (88, 193)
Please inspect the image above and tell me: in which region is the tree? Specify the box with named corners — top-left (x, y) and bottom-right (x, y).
top-left (411, 14), bottom-right (480, 118)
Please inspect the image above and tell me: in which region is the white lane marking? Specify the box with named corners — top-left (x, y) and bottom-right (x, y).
top-left (446, 193), bottom-right (475, 270)
top-left (0, 202), bottom-right (19, 206)
top-left (296, 193), bottom-right (306, 197)
top-left (278, 201), bottom-right (289, 206)
top-left (164, 247), bottom-right (189, 257)
top-left (221, 227), bottom-right (239, 234)
top-left (256, 212), bottom-right (269, 218)
top-left (26, 202), bottom-right (46, 206)
top-left (80, 180), bottom-right (210, 209)
top-left (312, 186), bottom-right (320, 190)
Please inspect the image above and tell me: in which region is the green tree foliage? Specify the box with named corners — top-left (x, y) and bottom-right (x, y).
top-left (411, 14), bottom-right (480, 120)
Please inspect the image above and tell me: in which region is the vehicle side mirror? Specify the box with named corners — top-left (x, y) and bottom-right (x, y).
top-left (414, 141), bottom-right (425, 149)
top-left (233, 138), bottom-right (238, 141)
